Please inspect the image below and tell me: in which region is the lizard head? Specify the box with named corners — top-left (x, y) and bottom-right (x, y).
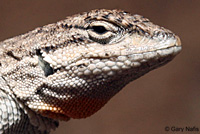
top-left (26, 9), bottom-right (181, 120)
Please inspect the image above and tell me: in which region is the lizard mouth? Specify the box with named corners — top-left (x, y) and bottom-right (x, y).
top-left (38, 31), bottom-right (181, 77)
top-left (70, 36), bottom-right (181, 77)
top-left (38, 34), bottom-right (181, 79)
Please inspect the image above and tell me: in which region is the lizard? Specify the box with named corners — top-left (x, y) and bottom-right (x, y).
top-left (0, 9), bottom-right (182, 134)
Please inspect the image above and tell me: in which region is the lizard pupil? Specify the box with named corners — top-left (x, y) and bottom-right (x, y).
top-left (92, 26), bottom-right (108, 34)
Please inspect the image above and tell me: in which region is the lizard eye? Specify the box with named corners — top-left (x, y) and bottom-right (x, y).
top-left (92, 26), bottom-right (108, 34)
top-left (87, 21), bottom-right (120, 44)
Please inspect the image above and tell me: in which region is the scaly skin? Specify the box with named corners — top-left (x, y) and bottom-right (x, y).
top-left (0, 9), bottom-right (181, 133)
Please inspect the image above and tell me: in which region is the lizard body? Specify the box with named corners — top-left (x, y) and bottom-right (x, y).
top-left (0, 9), bottom-right (181, 133)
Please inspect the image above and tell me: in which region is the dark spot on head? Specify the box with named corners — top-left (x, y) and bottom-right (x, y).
top-left (74, 25), bottom-right (85, 29)
top-left (36, 88), bottom-right (41, 94)
top-left (85, 16), bottom-right (91, 20)
top-left (154, 31), bottom-right (160, 36)
top-left (120, 11), bottom-right (129, 14)
top-left (102, 14), bottom-right (109, 19)
top-left (142, 20), bottom-right (149, 23)
top-left (36, 49), bottom-right (42, 56)
top-left (56, 25), bottom-right (60, 29)
top-left (116, 18), bottom-right (122, 23)
top-left (133, 20), bottom-right (139, 23)
top-left (63, 41), bottom-right (67, 45)
top-left (128, 23), bottom-right (133, 28)
top-left (74, 25), bottom-right (79, 28)
top-left (139, 29), bottom-right (145, 35)
top-left (136, 30), bottom-right (140, 34)
top-left (69, 25), bottom-right (73, 28)
top-left (78, 37), bottom-right (84, 42)
top-left (62, 24), bottom-right (68, 29)
top-left (6, 51), bottom-right (21, 61)
top-left (43, 46), bottom-right (56, 53)
top-left (130, 29), bottom-right (136, 33)
top-left (37, 27), bottom-right (43, 33)
top-left (105, 53), bottom-right (109, 56)
top-left (43, 47), bottom-right (51, 53)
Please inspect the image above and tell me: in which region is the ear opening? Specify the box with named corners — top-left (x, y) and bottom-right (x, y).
top-left (36, 49), bottom-right (54, 77)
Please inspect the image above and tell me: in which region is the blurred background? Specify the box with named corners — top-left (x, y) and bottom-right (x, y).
top-left (0, 0), bottom-right (199, 134)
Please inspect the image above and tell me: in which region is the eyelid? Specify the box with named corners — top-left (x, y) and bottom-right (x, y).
top-left (88, 30), bottom-right (113, 39)
top-left (90, 21), bottom-right (119, 32)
